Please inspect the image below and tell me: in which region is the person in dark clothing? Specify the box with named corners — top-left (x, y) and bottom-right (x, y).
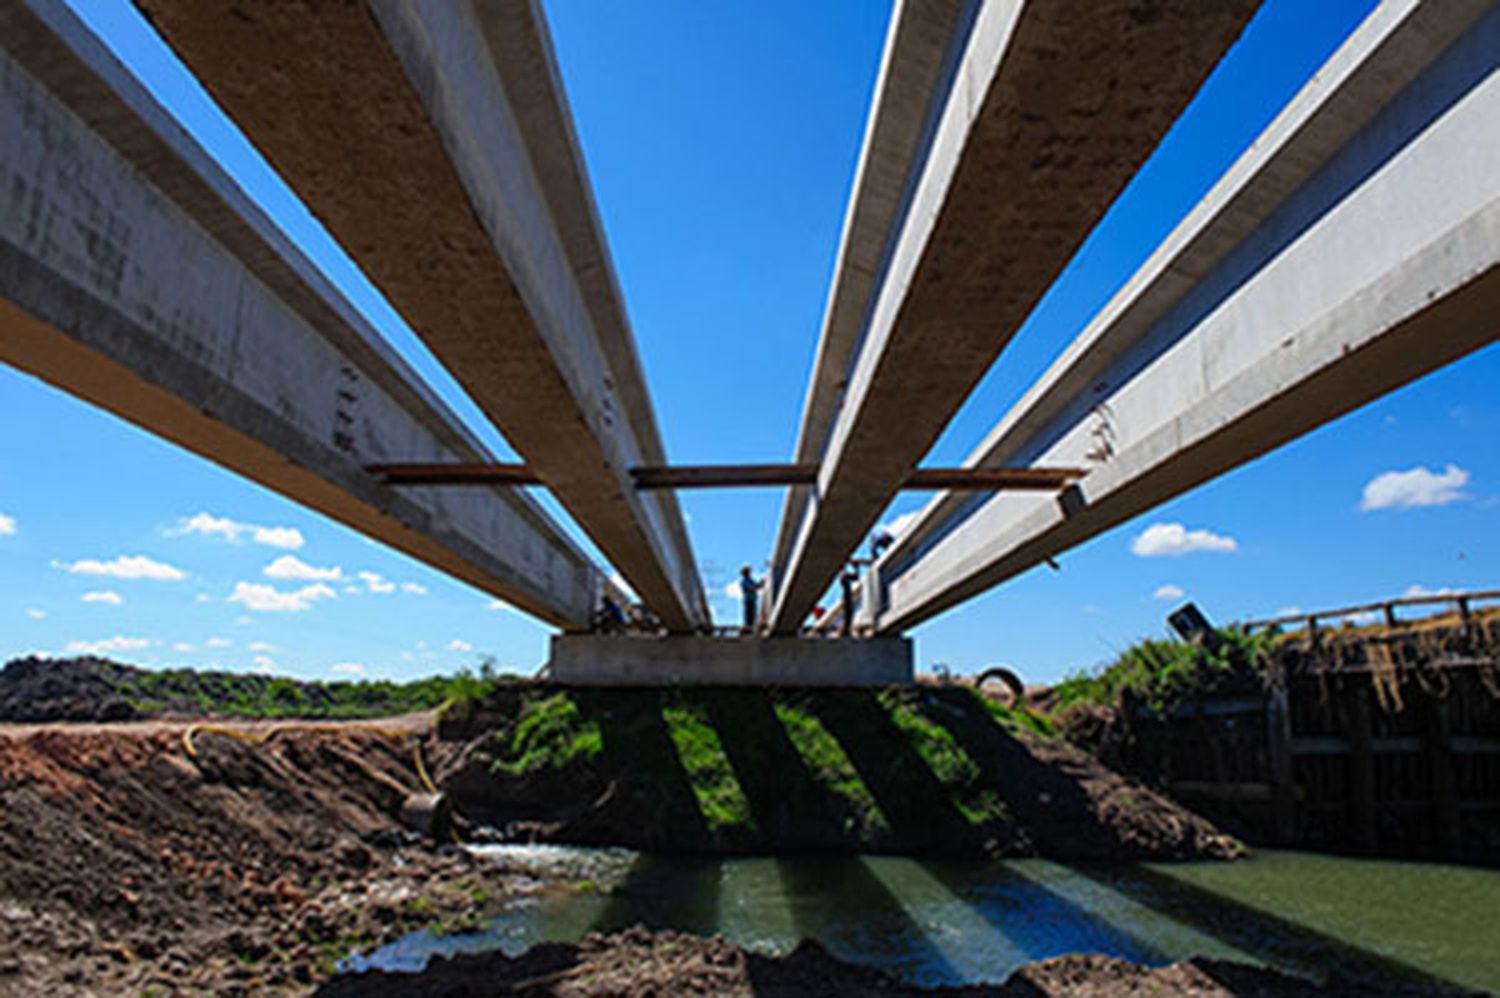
top-left (738, 565), bottom-right (763, 634)
top-left (839, 567), bottom-right (859, 638)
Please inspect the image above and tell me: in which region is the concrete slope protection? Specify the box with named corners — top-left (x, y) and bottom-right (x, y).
top-left (132, 0), bottom-right (709, 631)
top-left (0, 0), bottom-right (604, 627)
top-left (768, 0), bottom-right (1261, 633)
top-left (872, 0), bottom-right (1500, 632)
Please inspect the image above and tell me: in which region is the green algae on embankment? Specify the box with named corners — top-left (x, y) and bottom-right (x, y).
top-left (435, 684), bottom-right (1241, 860)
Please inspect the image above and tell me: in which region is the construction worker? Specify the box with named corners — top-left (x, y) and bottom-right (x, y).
top-left (839, 567), bottom-right (859, 638)
top-left (738, 565), bottom-right (763, 635)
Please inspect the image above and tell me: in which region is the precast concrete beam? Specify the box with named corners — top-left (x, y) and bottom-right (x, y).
top-left (133, 0), bottom-right (708, 631)
top-left (770, 0), bottom-right (973, 590)
top-left (0, 0), bottom-right (603, 628)
top-left (875, 0), bottom-right (1500, 632)
top-left (767, 0), bottom-right (1259, 632)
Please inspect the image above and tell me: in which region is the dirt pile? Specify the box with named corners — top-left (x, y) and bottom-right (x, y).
top-left (436, 684), bottom-right (1241, 861)
top-left (0, 718), bottom-right (538, 995)
top-left (0, 656), bottom-right (140, 722)
top-left (318, 925), bottom-right (1459, 997)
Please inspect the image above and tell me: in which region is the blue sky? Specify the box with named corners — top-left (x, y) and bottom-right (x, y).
top-left (2, 0), bottom-right (1496, 684)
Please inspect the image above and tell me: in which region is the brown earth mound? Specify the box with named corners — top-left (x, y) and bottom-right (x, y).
top-left (318, 925), bottom-right (1464, 997)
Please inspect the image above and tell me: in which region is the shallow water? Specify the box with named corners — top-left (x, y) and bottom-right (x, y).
top-left (345, 847), bottom-right (1500, 992)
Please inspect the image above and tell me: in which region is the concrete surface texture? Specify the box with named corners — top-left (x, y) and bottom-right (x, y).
top-left (548, 635), bottom-right (914, 687)
top-left (0, 0), bottom-right (603, 628)
top-left (872, 0), bottom-right (1500, 632)
top-left (132, 0), bottom-right (708, 632)
top-left (767, 0), bottom-right (1260, 634)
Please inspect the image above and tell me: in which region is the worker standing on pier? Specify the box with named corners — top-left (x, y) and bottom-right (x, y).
top-left (738, 565), bottom-right (763, 635)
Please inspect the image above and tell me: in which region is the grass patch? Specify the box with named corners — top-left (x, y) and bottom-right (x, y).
top-left (490, 691), bottom-right (602, 776)
top-left (880, 689), bottom-right (1006, 826)
top-left (972, 690), bottom-right (1054, 738)
top-left (661, 698), bottom-right (756, 833)
top-left (773, 700), bottom-right (890, 837)
top-left (1048, 627), bottom-right (1276, 717)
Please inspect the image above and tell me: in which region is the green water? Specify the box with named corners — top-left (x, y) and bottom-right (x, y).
top-left (347, 848), bottom-right (1500, 992)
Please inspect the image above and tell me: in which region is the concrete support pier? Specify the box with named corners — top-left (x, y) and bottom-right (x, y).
top-left (548, 636), bottom-right (913, 687)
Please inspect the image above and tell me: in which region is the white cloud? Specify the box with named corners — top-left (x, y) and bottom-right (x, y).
top-left (194, 593), bottom-right (212, 603)
top-left (171, 512), bottom-right (304, 549)
top-left (485, 598), bottom-right (514, 613)
top-left (1152, 584), bottom-right (1185, 601)
top-left (330, 662), bottom-right (365, 676)
top-left (24, 608), bottom-right (46, 620)
top-left (1402, 584), bottom-right (1455, 599)
top-left (343, 585), bottom-right (361, 595)
top-left (446, 639), bottom-right (473, 653)
top-left (264, 554), bottom-right (342, 581)
top-left (877, 510), bottom-right (920, 540)
top-left (1360, 464), bottom-right (1470, 511)
top-left (400, 582), bottom-right (427, 595)
top-left (1276, 606), bottom-right (1302, 617)
top-left (1130, 522), bottom-right (1238, 557)
top-left (0, 512), bottom-right (15, 536)
top-left (64, 635), bottom-right (151, 655)
top-left (171, 642), bottom-right (195, 653)
top-left (53, 554), bottom-right (186, 580)
top-left (722, 581), bottom-right (743, 601)
top-left (247, 640), bottom-right (277, 652)
top-left (357, 570), bottom-right (395, 594)
top-left (228, 580), bottom-right (336, 612)
top-left (205, 636), bottom-right (231, 648)
top-left (81, 590), bottom-right (124, 605)
top-left (251, 654), bottom-right (279, 672)
top-left (236, 616), bottom-right (252, 626)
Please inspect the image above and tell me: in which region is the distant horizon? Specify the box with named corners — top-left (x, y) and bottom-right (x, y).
top-left (2, 0), bottom-right (1496, 685)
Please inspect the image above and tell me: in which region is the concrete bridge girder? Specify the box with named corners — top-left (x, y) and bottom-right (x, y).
top-left (767, 0), bottom-right (1261, 633)
top-left (872, 0), bottom-right (1500, 633)
top-left (132, 0), bottom-right (708, 631)
top-left (0, 0), bottom-right (604, 628)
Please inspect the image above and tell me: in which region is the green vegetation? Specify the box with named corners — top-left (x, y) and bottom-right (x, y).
top-left (773, 700), bottom-right (890, 837)
top-left (879, 689), bottom-right (1005, 826)
top-left (490, 691), bottom-right (602, 775)
top-left (119, 661), bottom-right (509, 719)
top-left (971, 690), bottom-right (1054, 738)
top-left (1047, 627), bottom-right (1275, 717)
top-left (661, 698), bottom-right (756, 833)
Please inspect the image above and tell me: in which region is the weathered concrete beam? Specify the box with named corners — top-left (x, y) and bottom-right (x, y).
top-left (0, 0), bottom-right (603, 628)
top-left (549, 635), bottom-right (913, 687)
top-left (875, 0), bottom-right (1500, 632)
top-left (133, 0), bottom-right (708, 631)
top-left (768, 0), bottom-right (1259, 632)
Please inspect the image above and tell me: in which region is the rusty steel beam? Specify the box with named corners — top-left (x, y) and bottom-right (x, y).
top-left (371, 462), bottom-right (1085, 491)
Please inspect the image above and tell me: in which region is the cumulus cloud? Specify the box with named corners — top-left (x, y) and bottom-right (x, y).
top-left (25, 608), bottom-right (46, 620)
top-left (64, 635), bottom-right (151, 655)
top-left (330, 662), bottom-right (365, 676)
top-left (171, 642), bottom-right (195, 653)
top-left (247, 640), bottom-right (277, 653)
top-left (1152, 584), bottom-right (1185, 601)
top-left (1402, 584), bottom-right (1456, 599)
top-left (357, 570), bottom-right (395, 594)
top-left (251, 654), bottom-right (279, 672)
top-left (400, 582), bottom-right (427, 595)
top-left (194, 593), bottom-right (212, 603)
top-left (205, 637), bottom-right (231, 648)
top-left (1130, 522), bottom-right (1238, 557)
top-left (228, 581), bottom-right (336, 612)
top-left (264, 554), bottom-right (342, 581)
top-left (171, 512), bottom-right (305, 549)
top-left (81, 590), bottom-right (124, 605)
top-left (485, 599), bottom-right (514, 613)
top-left (446, 639), bottom-right (473, 653)
top-left (1360, 464), bottom-right (1470, 511)
top-left (0, 512), bottom-right (15, 535)
top-left (53, 555), bottom-right (186, 580)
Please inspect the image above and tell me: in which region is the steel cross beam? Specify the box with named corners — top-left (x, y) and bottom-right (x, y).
top-left (133, 0), bottom-right (708, 631)
top-left (0, 0), bottom-right (605, 628)
top-left (766, 0), bottom-right (1260, 633)
top-left (872, 0), bottom-right (1500, 633)
top-left (368, 463), bottom-right (1085, 492)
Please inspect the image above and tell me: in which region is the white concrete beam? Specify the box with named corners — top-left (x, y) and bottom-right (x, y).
top-left (132, 0), bottom-right (708, 631)
top-left (875, 0), bottom-right (1500, 632)
top-left (0, 0), bottom-right (603, 628)
top-left (767, 0), bottom-right (1259, 632)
